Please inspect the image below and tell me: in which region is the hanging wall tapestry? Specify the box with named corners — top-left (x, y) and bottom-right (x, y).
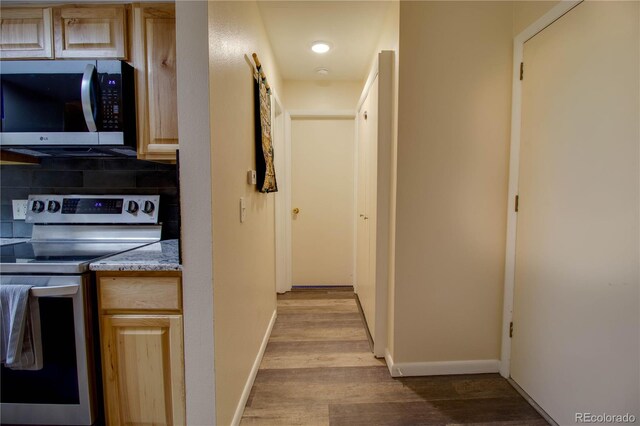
top-left (253, 53), bottom-right (278, 193)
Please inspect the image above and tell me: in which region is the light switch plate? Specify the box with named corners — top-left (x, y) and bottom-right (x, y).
top-left (247, 170), bottom-right (257, 185)
top-left (12, 200), bottom-right (28, 220)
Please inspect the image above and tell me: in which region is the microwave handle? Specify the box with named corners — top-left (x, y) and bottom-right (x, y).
top-left (81, 64), bottom-right (98, 132)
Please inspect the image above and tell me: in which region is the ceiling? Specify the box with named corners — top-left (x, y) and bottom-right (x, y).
top-left (257, 1), bottom-right (392, 81)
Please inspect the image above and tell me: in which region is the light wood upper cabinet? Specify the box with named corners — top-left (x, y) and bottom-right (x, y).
top-left (53, 5), bottom-right (127, 59)
top-left (0, 5), bottom-right (127, 59)
top-left (132, 4), bottom-right (178, 162)
top-left (98, 272), bottom-right (185, 426)
top-left (1, 3), bottom-right (179, 161)
top-left (0, 7), bottom-right (54, 59)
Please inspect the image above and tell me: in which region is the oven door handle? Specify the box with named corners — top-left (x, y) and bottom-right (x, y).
top-left (31, 284), bottom-right (79, 298)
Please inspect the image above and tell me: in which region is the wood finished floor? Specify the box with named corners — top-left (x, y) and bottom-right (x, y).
top-left (240, 288), bottom-right (547, 426)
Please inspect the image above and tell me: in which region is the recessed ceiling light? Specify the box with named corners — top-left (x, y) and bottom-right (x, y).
top-left (315, 67), bottom-right (329, 76)
top-left (311, 41), bottom-right (331, 54)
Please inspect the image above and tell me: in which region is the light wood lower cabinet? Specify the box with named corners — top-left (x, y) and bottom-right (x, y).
top-left (98, 272), bottom-right (185, 426)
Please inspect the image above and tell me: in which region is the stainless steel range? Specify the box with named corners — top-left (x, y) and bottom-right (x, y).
top-left (0, 194), bottom-right (162, 426)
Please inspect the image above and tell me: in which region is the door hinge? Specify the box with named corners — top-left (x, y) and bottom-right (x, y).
top-left (509, 321), bottom-right (514, 338)
top-left (515, 195), bottom-right (519, 212)
top-left (519, 62), bottom-right (524, 80)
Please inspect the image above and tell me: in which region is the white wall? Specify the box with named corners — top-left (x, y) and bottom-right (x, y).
top-left (393, 1), bottom-right (513, 366)
top-left (284, 80), bottom-right (361, 110)
top-left (513, 1), bottom-right (560, 36)
top-left (175, 2), bottom-right (215, 424)
top-left (208, 1), bottom-right (283, 424)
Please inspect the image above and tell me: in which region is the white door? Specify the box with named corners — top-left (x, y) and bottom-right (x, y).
top-left (356, 75), bottom-right (379, 339)
top-left (511, 2), bottom-right (639, 424)
top-left (291, 117), bottom-right (355, 286)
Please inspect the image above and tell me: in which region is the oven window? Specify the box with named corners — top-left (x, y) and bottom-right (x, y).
top-left (1, 297), bottom-right (80, 404)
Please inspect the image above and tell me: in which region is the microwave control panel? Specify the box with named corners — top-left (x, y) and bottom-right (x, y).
top-left (99, 74), bottom-right (122, 131)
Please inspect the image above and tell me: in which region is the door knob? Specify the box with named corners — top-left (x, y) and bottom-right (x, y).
top-left (293, 208), bottom-right (300, 214)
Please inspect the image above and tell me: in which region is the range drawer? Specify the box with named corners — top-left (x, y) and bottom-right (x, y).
top-left (98, 275), bottom-right (182, 312)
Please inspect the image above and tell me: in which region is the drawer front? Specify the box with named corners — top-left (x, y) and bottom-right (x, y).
top-left (99, 276), bottom-right (181, 312)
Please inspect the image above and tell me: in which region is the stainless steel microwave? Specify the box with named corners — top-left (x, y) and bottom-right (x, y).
top-left (0, 60), bottom-right (136, 157)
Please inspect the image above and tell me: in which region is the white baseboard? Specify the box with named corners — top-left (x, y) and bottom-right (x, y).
top-left (384, 350), bottom-right (500, 377)
top-left (230, 309), bottom-right (277, 426)
top-left (384, 348), bottom-right (395, 376)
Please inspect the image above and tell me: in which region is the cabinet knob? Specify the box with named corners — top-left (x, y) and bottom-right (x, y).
top-left (292, 208), bottom-right (300, 214)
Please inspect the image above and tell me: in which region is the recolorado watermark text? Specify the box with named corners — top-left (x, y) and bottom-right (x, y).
top-left (575, 413), bottom-right (637, 424)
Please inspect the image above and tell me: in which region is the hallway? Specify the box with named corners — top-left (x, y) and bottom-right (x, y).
top-left (240, 288), bottom-right (547, 425)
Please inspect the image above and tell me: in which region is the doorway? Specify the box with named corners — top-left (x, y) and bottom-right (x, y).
top-left (290, 115), bottom-right (356, 287)
top-left (277, 52), bottom-right (394, 357)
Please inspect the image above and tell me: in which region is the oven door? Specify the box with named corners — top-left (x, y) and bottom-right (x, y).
top-left (0, 275), bottom-right (97, 426)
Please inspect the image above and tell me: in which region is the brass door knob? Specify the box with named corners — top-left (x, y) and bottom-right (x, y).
top-left (293, 208), bottom-right (300, 214)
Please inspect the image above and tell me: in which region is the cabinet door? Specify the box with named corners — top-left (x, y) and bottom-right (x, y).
top-left (132, 4), bottom-right (178, 162)
top-left (0, 7), bottom-right (53, 59)
top-left (101, 315), bottom-right (185, 426)
top-left (53, 5), bottom-right (127, 59)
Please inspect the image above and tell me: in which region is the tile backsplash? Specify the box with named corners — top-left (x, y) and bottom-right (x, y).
top-left (0, 158), bottom-right (180, 239)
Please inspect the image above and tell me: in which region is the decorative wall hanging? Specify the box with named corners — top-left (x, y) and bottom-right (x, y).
top-left (252, 53), bottom-right (278, 193)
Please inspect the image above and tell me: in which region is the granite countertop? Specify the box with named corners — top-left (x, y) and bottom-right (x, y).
top-left (90, 239), bottom-right (182, 272)
top-left (0, 238), bottom-right (30, 246)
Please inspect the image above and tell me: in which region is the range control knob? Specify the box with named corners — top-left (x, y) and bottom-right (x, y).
top-left (142, 200), bottom-right (155, 214)
top-left (126, 201), bottom-right (139, 214)
top-left (31, 200), bottom-right (45, 213)
top-left (47, 200), bottom-right (61, 213)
